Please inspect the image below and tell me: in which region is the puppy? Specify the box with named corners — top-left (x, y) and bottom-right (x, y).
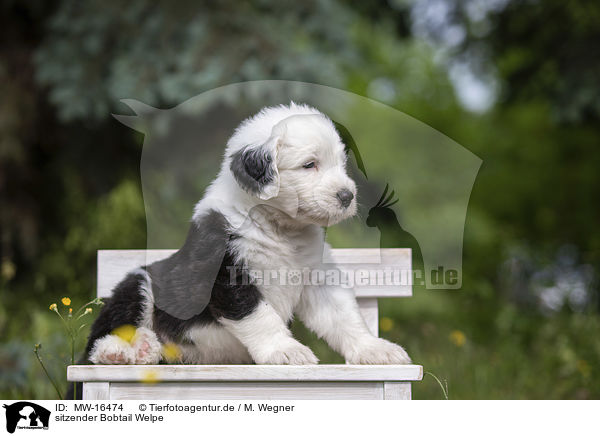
top-left (84, 102), bottom-right (411, 366)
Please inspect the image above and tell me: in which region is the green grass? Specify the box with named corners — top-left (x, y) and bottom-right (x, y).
top-left (378, 292), bottom-right (599, 399)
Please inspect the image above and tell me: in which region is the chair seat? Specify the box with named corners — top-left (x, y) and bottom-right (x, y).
top-left (68, 364), bottom-right (422, 400)
top-left (68, 364), bottom-right (423, 382)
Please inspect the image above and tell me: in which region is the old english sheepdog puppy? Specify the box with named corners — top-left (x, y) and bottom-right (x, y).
top-left (84, 102), bottom-right (411, 366)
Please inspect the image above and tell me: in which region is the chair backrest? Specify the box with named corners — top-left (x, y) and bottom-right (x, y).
top-left (97, 248), bottom-right (412, 337)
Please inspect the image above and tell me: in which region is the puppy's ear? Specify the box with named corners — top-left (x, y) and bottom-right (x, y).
top-left (230, 135), bottom-right (280, 200)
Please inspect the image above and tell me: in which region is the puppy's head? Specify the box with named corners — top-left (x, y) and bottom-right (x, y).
top-left (227, 104), bottom-right (357, 226)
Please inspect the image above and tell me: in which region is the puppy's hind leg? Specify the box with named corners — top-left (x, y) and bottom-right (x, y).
top-left (88, 327), bottom-right (162, 365)
top-left (131, 327), bottom-right (162, 364)
top-left (85, 269), bottom-right (161, 365)
top-left (89, 333), bottom-right (136, 365)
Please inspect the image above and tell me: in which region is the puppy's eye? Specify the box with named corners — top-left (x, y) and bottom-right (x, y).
top-left (302, 161), bottom-right (316, 169)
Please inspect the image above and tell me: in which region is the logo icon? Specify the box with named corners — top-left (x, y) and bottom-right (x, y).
top-left (2, 402), bottom-right (50, 433)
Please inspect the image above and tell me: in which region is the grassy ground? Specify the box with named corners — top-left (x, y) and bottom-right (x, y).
top-left (294, 289), bottom-right (599, 399)
top-left (378, 293), bottom-right (598, 399)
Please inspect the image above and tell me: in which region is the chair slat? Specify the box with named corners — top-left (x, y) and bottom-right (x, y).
top-left (97, 248), bottom-right (412, 299)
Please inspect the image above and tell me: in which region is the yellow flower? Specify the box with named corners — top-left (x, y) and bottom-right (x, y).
top-left (161, 343), bottom-right (183, 363)
top-left (49, 303), bottom-right (57, 311)
top-left (68, 308), bottom-right (73, 315)
top-left (449, 330), bottom-right (466, 347)
top-left (141, 369), bottom-right (160, 384)
top-left (61, 297), bottom-right (71, 306)
top-left (380, 317), bottom-right (394, 332)
top-left (112, 324), bottom-right (137, 344)
top-left (85, 307), bottom-right (93, 314)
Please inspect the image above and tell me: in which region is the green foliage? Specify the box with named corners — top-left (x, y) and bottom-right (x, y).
top-left (34, 0), bottom-right (360, 121)
top-left (1, 308), bottom-right (91, 399)
top-left (380, 295), bottom-right (600, 399)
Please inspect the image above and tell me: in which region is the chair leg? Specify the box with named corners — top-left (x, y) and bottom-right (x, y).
top-left (82, 382), bottom-right (110, 400)
top-left (384, 382), bottom-right (411, 400)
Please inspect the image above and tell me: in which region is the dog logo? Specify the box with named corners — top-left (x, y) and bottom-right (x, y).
top-left (2, 402), bottom-right (50, 433)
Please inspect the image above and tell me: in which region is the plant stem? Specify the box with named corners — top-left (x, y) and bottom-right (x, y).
top-left (71, 335), bottom-right (77, 400)
top-left (424, 371), bottom-right (449, 400)
top-left (74, 300), bottom-right (92, 318)
top-left (74, 297), bottom-right (104, 318)
top-left (49, 298), bottom-right (103, 400)
top-left (34, 346), bottom-right (63, 400)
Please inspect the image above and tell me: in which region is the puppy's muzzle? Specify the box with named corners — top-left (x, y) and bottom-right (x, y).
top-left (336, 189), bottom-right (354, 208)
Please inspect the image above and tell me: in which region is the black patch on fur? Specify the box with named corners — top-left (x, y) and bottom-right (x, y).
top-left (230, 146), bottom-right (275, 194)
top-left (152, 246), bottom-right (261, 343)
top-left (83, 209), bottom-right (262, 356)
top-left (208, 249), bottom-right (261, 321)
top-left (147, 211), bottom-right (230, 321)
top-left (148, 211), bottom-right (261, 342)
top-left (150, 210), bottom-right (261, 343)
top-left (83, 272), bottom-right (147, 356)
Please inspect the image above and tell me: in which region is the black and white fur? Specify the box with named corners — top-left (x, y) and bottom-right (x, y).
top-left (84, 103), bottom-right (411, 366)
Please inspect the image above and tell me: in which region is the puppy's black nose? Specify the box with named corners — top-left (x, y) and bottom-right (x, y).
top-left (336, 189), bottom-right (354, 208)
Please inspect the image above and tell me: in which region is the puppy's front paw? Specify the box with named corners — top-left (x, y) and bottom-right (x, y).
top-left (254, 340), bottom-right (319, 365)
top-left (346, 337), bottom-right (411, 365)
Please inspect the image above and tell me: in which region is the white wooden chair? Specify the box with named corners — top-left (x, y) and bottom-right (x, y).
top-left (68, 248), bottom-right (422, 400)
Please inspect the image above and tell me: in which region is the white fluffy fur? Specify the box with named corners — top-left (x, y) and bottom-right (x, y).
top-left (92, 102), bottom-right (410, 365)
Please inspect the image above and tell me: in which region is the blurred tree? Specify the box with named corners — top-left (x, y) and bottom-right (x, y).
top-left (1, 0), bottom-right (54, 269)
top-left (0, 0), bottom-right (146, 322)
top-left (409, 0), bottom-right (600, 312)
top-left (470, 0), bottom-right (600, 123)
top-left (34, 0), bottom-right (360, 121)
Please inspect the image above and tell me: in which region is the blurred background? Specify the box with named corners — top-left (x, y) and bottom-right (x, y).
top-left (1, 0), bottom-right (599, 399)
